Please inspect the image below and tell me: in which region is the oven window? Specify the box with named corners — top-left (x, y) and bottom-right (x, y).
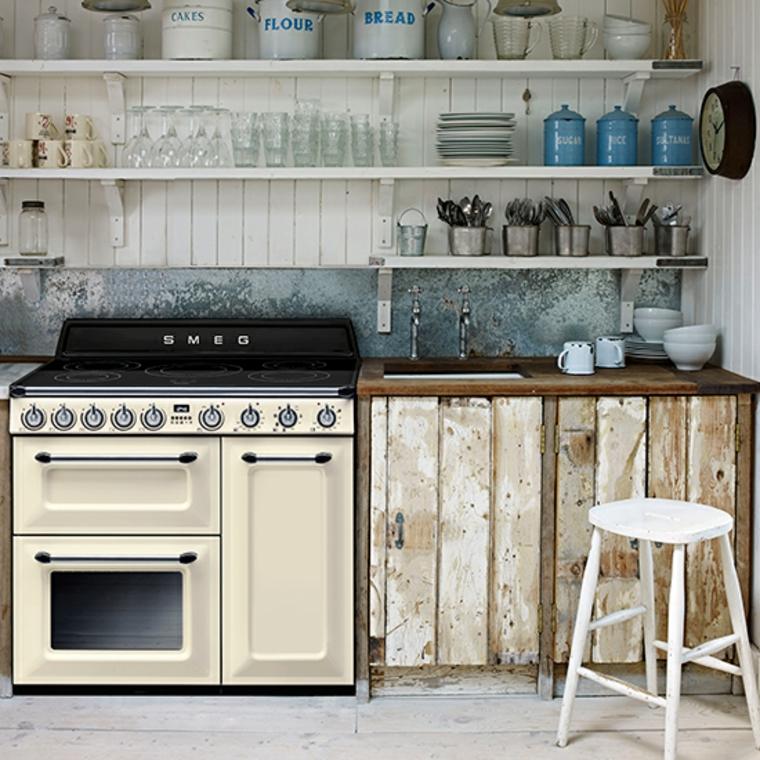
top-left (50, 572), bottom-right (183, 651)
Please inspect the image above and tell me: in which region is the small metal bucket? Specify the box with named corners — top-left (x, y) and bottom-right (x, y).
top-left (605, 225), bottom-right (644, 256)
top-left (654, 225), bottom-right (690, 257)
top-left (397, 208), bottom-right (428, 257)
top-left (555, 225), bottom-right (591, 256)
top-left (449, 226), bottom-right (488, 257)
top-left (503, 225), bottom-right (539, 256)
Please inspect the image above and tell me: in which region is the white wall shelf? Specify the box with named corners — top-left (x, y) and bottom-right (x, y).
top-left (370, 255), bottom-right (709, 270)
top-left (0, 59), bottom-right (704, 80)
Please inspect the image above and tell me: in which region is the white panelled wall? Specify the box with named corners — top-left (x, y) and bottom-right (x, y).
top-left (0, 0), bottom-right (698, 265)
top-left (688, 0), bottom-right (760, 640)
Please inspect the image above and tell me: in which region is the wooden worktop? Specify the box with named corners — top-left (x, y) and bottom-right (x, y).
top-left (357, 357), bottom-right (760, 397)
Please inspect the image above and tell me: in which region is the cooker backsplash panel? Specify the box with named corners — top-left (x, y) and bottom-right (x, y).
top-left (0, 267), bottom-right (678, 357)
top-left (0, 0), bottom-right (700, 264)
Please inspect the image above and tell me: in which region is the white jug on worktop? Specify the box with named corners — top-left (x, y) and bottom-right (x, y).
top-left (433, 0), bottom-right (492, 59)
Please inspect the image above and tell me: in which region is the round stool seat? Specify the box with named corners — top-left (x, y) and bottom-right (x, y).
top-left (589, 498), bottom-right (733, 545)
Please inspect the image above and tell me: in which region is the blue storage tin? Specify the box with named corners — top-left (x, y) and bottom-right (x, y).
top-left (596, 105), bottom-right (639, 166)
top-left (651, 105), bottom-right (694, 166)
top-left (544, 104), bottom-right (586, 167)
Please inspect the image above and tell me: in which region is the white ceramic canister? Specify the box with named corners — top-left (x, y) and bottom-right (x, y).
top-left (104, 14), bottom-right (142, 60)
top-left (352, 0), bottom-right (432, 59)
top-left (34, 6), bottom-right (71, 60)
top-left (162, 0), bottom-right (233, 60)
top-left (250, 0), bottom-right (323, 60)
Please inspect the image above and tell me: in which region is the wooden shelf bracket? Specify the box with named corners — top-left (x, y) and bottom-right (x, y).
top-left (0, 74), bottom-right (10, 143)
top-left (623, 177), bottom-right (648, 214)
top-left (623, 71), bottom-right (651, 116)
top-left (377, 267), bottom-right (393, 334)
top-left (379, 71), bottom-right (396, 122)
top-left (620, 268), bottom-right (643, 333)
top-left (103, 72), bottom-right (127, 145)
top-left (376, 178), bottom-right (395, 251)
top-left (101, 179), bottom-right (125, 247)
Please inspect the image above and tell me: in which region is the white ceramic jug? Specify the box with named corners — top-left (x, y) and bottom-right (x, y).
top-left (434, 0), bottom-right (492, 59)
top-left (352, 0), bottom-right (434, 59)
top-left (248, 0), bottom-right (323, 59)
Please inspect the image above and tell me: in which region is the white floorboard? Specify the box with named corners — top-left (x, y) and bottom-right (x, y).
top-left (0, 695), bottom-right (756, 759)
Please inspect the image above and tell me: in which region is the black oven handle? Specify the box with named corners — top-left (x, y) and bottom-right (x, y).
top-left (34, 551), bottom-right (198, 565)
top-left (241, 452), bottom-right (332, 465)
top-left (34, 452), bottom-right (199, 465)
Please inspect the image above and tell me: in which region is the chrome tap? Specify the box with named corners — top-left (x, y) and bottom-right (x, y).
top-left (458, 285), bottom-right (471, 360)
top-left (409, 286), bottom-right (422, 361)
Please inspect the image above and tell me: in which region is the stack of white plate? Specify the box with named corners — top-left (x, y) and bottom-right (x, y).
top-left (626, 336), bottom-right (668, 360)
top-left (436, 112), bottom-right (517, 167)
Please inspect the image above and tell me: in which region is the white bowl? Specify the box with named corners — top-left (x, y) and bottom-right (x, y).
top-left (604, 14), bottom-right (651, 30)
top-left (604, 31), bottom-right (651, 60)
top-left (664, 332), bottom-right (718, 345)
top-left (634, 307), bottom-right (683, 320)
top-left (664, 324), bottom-right (718, 340)
top-left (663, 341), bottom-right (716, 371)
top-left (634, 315), bottom-right (683, 342)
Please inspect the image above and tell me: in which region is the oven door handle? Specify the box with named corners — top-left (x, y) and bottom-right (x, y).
top-left (34, 452), bottom-right (199, 465)
top-left (241, 452), bottom-right (333, 465)
top-left (34, 551), bottom-right (198, 565)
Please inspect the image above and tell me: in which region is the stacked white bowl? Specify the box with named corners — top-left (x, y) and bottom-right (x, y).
top-left (633, 307), bottom-right (683, 342)
top-left (663, 325), bottom-right (718, 371)
top-left (603, 14), bottom-right (652, 59)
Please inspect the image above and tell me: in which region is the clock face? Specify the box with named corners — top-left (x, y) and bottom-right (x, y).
top-left (701, 91), bottom-right (726, 172)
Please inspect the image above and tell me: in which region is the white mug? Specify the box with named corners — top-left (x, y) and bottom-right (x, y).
top-left (64, 140), bottom-right (96, 168)
top-left (0, 142), bottom-right (9, 167)
top-left (65, 113), bottom-right (96, 140)
top-left (25, 111), bottom-right (60, 141)
top-left (91, 140), bottom-right (110, 168)
top-left (35, 139), bottom-right (68, 168)
top-left (9, 139), bottom-right (34, 169)
top-left (557, 341), bottom-right (595, 376)
top-left (596, 336), bottom-right (626, 369)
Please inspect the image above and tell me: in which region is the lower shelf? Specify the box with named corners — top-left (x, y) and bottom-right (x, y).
top-left (370, 255), bottom-right (709, 270)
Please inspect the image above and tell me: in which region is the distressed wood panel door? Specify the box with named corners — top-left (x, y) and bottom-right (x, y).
top-left (554, 395), bottom-right (743, 666)
top-left (369, 396), bottom-right (543, 678)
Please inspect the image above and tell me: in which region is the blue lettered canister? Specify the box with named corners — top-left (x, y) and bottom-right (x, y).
top-left (596, 105), bottom-right (639, 166)
top-left (651, 105), bottom-right (694, 166)
top-left (544, 104), bottom-right (585, 166)
top-left (352, 0), bottom-right (432, 59)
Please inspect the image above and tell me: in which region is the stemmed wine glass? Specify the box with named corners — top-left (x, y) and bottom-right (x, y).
top-left (122, 106), bottom-right (153, 168)
top-left (150, 106), bottom-right (183, 168)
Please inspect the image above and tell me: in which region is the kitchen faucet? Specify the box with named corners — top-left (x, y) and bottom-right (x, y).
top-left (458, 286), bottom-right (471, 360)
top-left (409, 286), bottom-right (422, 361)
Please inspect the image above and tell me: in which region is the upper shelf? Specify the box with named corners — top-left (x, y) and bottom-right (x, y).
top-left (369, 255), bottom-right (709, 270)
top-left (0, 59), bottom-right (704, 80)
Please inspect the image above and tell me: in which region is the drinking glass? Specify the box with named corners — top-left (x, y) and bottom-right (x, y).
top-left (321, 112), bottom-right (348, 168)
top-left (150, 106), bottom-right (182, 168)
top-left (291, 100), bottom-right (321, 168)
top-left (378, 120), bottom-right (400, 167)
top-left (185, 106), bottom-right (215, 168)
top-left (122, 106), bottom-right (153, 168)
top-left (350, 114), bottom-right (374, 167)
top-left (230, 111), bottom-right (260, 167)
top-left (210, 107), bottom-right (234, 168)
top-left (262, 112), bottom-right (290, 168)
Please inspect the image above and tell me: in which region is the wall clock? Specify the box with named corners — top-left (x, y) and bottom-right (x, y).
top-left (700, 81), bottom-right (757, 179)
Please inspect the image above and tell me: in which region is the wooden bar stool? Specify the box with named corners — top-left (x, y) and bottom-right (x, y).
top-left (556, 498), bottom-right (760, 760)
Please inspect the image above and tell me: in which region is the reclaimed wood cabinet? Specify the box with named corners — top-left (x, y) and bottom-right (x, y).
top-left (362, 393), bottom-right (753, 699)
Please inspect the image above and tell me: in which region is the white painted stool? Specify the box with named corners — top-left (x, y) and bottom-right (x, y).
top-left (556, 498), bottom-right (760, 760)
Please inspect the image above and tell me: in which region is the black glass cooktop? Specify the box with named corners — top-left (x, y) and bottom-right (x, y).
top-left (12, 319), bottom-right (360, 398)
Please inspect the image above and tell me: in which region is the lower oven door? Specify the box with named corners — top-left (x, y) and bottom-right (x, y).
top-left (223, 437), bottom-right (353, 685)
top-left (14, 536), bottom-right (220, 685)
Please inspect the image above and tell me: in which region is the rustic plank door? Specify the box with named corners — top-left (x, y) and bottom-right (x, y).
top-left (369, 396), bottom-right (544, 683)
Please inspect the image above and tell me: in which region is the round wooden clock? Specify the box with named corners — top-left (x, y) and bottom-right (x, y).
top-left (700, 81), bottom-right (757, 179)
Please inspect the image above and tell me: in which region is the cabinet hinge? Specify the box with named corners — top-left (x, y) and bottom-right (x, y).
top-left (736, 427), bottom-right (742, 452)
top-left (537, 604), bottom-right (543, 634)
top-left (540, 425), bottom-right (546, 455)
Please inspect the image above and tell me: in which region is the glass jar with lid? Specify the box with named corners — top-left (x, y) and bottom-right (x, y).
top-left (34, 6), bottom-right (72, 60)
top-left (19, 201), bottom-right (49, 257)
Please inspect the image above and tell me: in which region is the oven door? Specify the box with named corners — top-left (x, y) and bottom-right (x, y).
top-left (14, 536), bottom-right (220, 685)
top-left (14, 437), bottom-right (219, 534)
top-left (222, 437), bottom-right (353, 685)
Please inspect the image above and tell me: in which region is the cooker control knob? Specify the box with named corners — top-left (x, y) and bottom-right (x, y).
top-left (22, 404), bottom-right (46, 431)
top-left (52, 405), bottom-right (75, 431)
top-left (317, 405), bottom-right (337, 429)
top-left (278, 405), bottom-right (298, 429)
top-left (141, 404), bottom-right (166, 431)
top-left (240, 405), bottom-right (260, 429)
top-left (82, 405), bottom-right (106, 431)
top-left (200, 405), bottom-right (224, 431)
top-left (112, 404), bottom-right (136, 431)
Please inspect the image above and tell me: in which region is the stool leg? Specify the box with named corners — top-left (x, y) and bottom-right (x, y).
top-left (664, 543), bottom-right (685, 760)
top-left (557, 527), bottom-right (602, 748)
top-left (639, 538), bottom-right (658, 698)
top-left (718, 532), bottom-right (760, 749)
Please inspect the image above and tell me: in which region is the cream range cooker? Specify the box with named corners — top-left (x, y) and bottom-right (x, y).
top-left (10, 318), bottom-right (357, 689)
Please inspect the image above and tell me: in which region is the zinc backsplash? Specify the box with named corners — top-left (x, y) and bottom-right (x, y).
top-left (0, 268), bottom-right (679, 358)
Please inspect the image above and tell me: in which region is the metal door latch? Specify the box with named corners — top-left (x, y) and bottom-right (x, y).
top-left (394, 512), bottom-right (405, 549)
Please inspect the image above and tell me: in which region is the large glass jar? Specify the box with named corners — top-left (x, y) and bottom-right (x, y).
top-left (34, 6), bottom-right (71, 60)
top-left (19, 201), bottom-right (48, 257)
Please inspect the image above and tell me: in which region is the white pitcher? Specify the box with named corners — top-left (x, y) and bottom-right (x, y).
top-left (352, 0), bottom-right (434, 59)
top-left (434, 0), bottom-right (492, 60)
top-left (248, 0), bottom-right (323, 60)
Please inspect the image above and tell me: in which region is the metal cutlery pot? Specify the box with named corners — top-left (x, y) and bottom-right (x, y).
top-left (449, 226), bottom-right (488, 256)
top-left (605, 225), bottom-right (644, 256)
top-left (555, 224), bottom-right (590, 256)
top-left (654, 224), bottom-right (689, 256)
top-left (503, 225), bottom-right (539, 256)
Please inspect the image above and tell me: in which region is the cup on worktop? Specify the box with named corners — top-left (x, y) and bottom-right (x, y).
top-left (35, 138), bottom-right (68, 168)
top-left (595, 336), bottom-right (626, 369)
top-left (557, 341), bottom-right (595, 376)
top-left (25, 112), bottom-right (61, 141)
